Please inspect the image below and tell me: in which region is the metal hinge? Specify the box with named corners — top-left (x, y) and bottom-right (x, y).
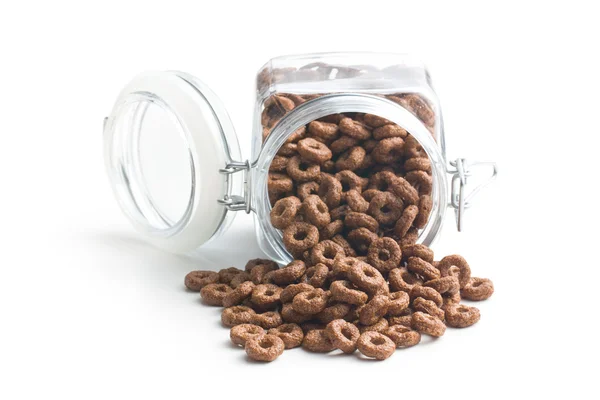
top-left (217, 160), bottom-right (252, 213)
top-left (448, 158), bottom-right (498, 232)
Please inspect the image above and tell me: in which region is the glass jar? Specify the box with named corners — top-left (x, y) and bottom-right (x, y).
top-left (103, 52), bottom-right (496, 265)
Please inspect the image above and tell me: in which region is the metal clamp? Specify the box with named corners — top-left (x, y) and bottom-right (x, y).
top-left (448, 158), bottom-right (498, 232)
top-left (218, 160), bottom-right (252, 213)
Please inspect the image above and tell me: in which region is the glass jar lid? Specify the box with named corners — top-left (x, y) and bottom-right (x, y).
top-left (103, 71), bottom-right (242, 252)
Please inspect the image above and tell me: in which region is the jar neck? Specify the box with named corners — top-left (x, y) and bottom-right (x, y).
top-left (252, 93), bottom-right (449, 263)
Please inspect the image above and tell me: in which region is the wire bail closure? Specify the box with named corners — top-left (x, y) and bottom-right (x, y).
top-left (218, 160), bottom-right (252, 213)
top-left (448, 158), bottom-right (497, 232)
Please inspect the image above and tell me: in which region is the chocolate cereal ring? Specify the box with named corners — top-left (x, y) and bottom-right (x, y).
top-left (325, 319), bottom-right (360, 354)
top-left (292, 288), bottom-right (328, 315)
top-left (251, 284), bottom-right (282, 308)
top-left (330, 135), bottom-right (359, 155)
top-left (405, 170), bottom-right (433, 195)
top-left (424, 276), bottom-right (460, 296)
top-left (277, 143), bottom-right (298, 157)
top-left (367, 191), bottom-right (404, 225)
top-left (230, 324), bottom-right (265, 347)
top-left (387, 291), bottom-right (410, 317)
top-left (307, 120), bottom-right (339, 141)
top-left (388, 314), bottom-right (413, 327)
top-left (310, 240), bottom-right (345, 268)
top-left (364, 114), bottom-right (392, 128)
top-left (368, 171), bottom-right (398, 192)
top-left (270, 196), bottom-right (302, 229)
top-left (348, 261), bottom-right (386, 294)
top-left (330, 205), bottom-right (350, 221)
top-left (438, 255), bottom-right (471, 289)
top-left (384, 325), bottom-right (420, 348)
top-left (394, 205), bottom-right (419, 237)
top-left (404, 135), bottom-right (426, 158)
top-left (347, 228), bottom-right (379, 255)
top-left (319, 220), bottom-right (344, 240)
top-left (317, 174), bottom-right (342, 208)
top-left (297, 181), bottom-right (319, 201)
top-left (367, 237), bottom-right (402, 273)
top-left (281, 303), bottom-right (312, 324)
top-left (266, 260), bottom-right (306, 285)
top-left (250, 263), bottom-right (279, 285)
top-left (373, 124), bottom-right (408, 140)
top-left (268, 172), bottom-right (294, 193)
top-left (413, 297), bottom-right (445, 321)
top-left (218, 267), bottom-right (245, 284)
top-left (286, 155), bottom-right (321, 182)
top-left (345, 212), bottom-right (379, 233)
top-left (229, 271), bottom-right (252, 288)
top-left (304, 263), bottom-right (329, 288)
top-left (402, 244), bottom-right (434, 263)
top-left (390, 176), bottom-right (419, 205)
top-left (357, 331), bottom-right (395, 360)
top-left (200, 283), bottom-right (233, 306)
top-left (445, 304), bottom-right (480, 328)
top-left (316, 303), bottom-right (352, 324)
top-left (335, 146), bottom-right (366, 171)
top-left (245, 258), bottom-right (278, 272)
top-left (268, 323), bottom-right (304, 349)
top-left (330, 280), bottom-right (368, 305)
top-left (411, 311), bottom-right (446, 337)
top-left (358, 317), bottom-right (389, 333)
top-left (400, 227), bottom-right (419, 247)
top-left (221, 306), bottom-right (256, 327)
top-left (410, 286), bottom-right (443, 307)
top-left (184, 270), bottom-right (219, 291)
top-left (302, 329), bottom-right (336, 352)
top-left (297, 137), bottom-right (332, 164)
top-left (404, 157), bottom-right (431, 173)
top-left (269, 155), bottom-right (289, 172)
top-left (345, 189), bottom-right (370, 213)
top-left (407, 257), bottom-right (441, 280)
top-left (254, 311), bottom-right (283, 329)
top-left (245, 334), bottom-right (285, 362)
top-left (372, 137), bottom-right (405, 164)
top-left (339, 117), bottom-right (371, 140)
top-left (359, 295), bottom-right (390, 326)
top-left (461, 277), bottom-right (494, 301)
top-left (280, 283), bottom-right (313, 304)
top-left (331, 234), bottom-right (357, 258)
top-left (223, 281), bottom-right (256, 308)
top-left (414, 195), bottom-right (433, 228)
top-left (331, 256), bottom-right (363, 279)
top-left (335, 170), bottom-right (367, 196)
top-left (302, 195), bottom-right (331, 229)
top-left (389, 267), bottom-right (423, 292)
top-left (283, 222), bottom-right (319, 257)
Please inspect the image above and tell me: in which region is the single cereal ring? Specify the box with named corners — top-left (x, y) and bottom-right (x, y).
top-left (384, 325), bottom-right (421, 348)
top-left (359, 295), bottom-right (390, 326)
top-left (367, 237), bottom-right (402, 273)
top-left (406, 170), bottom-right (433, 195)
top-left (297, 137), bottom-right (333, 164)
top-left (317, 174), bottom-right (342, 208)
top-left (359, 317), bottom-right (389, 333)
top-left (347, 228), bottom-right (379, 255)
top-left (281, 303), bottom-right (312, 324)
top-left (373, 124), bottom-right (408, 140)
top-left (345, 189), bottom-right (370, 213)
top-left (316, 303), bottom-right (352, 324)
top-left (184, 270), bottom-right (219, 291)
top-left (388, 314), bottom-right (412, 327)
top-left (387, 291), bottom-right (410, 316)
top-left (390, 176), bottom-right (419, 205)
top-left (285, 125), bottom-right (306, 143)
top-left (389, 267), bottom-right (423, 292)
top-left (407, 257), bottom-right (441, 280)
top-left (269, 155), bottom-right (289, 172)
top-left (245, 334), bottom-right (285, 362)
top-left (310, 240), bottom-right (345, 268)
top-left (286, 155), bottom-right (321, 182)
top-left (367, 191), bottom-right (404, 226)
top-left (400, 227), bottom-right (419, 247)
top-left (307, 120), bottom-right (339, 141)
top-left (254, 311), bottom-right (284, 329)
top-left (402, 244), bottom-right (434, 263)
top-left (280, 283), bottom-right (313, 304)
top-left (438, 255), bottom-right (471, 289)
top-left (330, 135), bottom-right (359, 155)
top-left (347, 259), bottom-right (386, 293)
top-left (266, 260), bottom-right (306, 285)
top-left (325, 319), bottom-right (360, 354)
top-left (268, 172), bottom-right (294, 193)
top-left (445, 304), bottom-right (480, 328)
top-left (251, 284), bottom-right (282, 307)
top-left (361, 189), bottom-right (386, 202)
top-left (331, 256), bottom-right (363, 279)
top-left (230, 324), bottom-right (265, 347)
top-left (331, 234), bottom-right (357, 258)
top-left (364, 114), bottom-right (392, 128)
top-left (335, 170), bottom-right (367, 196)
top-left (372, 137), bottom-right (405, 164)
top-left (368, 171), bottom-right (398, 192)
top-left (410, 286), bottom-right (443, 307)
top-left (411, 311), bottom-right (445, 337)
top-left (404, 157), bottom-right (431, 173)
top-left (413, 297), bottom-right (445, 321)
top-left (339, 117), bottom-right (371, 140)
top-left (414, 195), bottom-right (433, 229)
top-left (304, 263), bottom-right (329, 288)
top-left (250, 263), bottom-right (279, 285)
top-left (245, 258), bottom-right (278, 272)
top-left (357, 331), bottom-right (395, 360)
top-left (218, 267), bottom-right (245, 284)
top-left (230, 271), bottom-right (252, 288)
top-left (297, 181), bottom-right (320, 201)
top-left (221, 306), bottom-right (256, 327)
top-left (302, 329), bottom-right (336, 352)
top-left (320, 220), bottom-right (344, 240)
top-left (270, 196), bottom-right (302, 229)
top-left (443, 292), bottom-right (462, 307)
top-left (301, 195), bottom-right (331, 229)
top-left (345, 212), bottom-right (379, 233)
top-left (403, 135), bottom-right (426, 158)
top-left (223, 281), bottom-right (256, 308)
top-left (292, 288), bottom-right (328, 315)
top-left (200, 283), bottom-right (233, 306)
top-left (277, 142), bottom-right (298, 157)
top-left (335, 146), bottom-right (366, 171)
top-left (424, 276), bottom-right (460, 296)
top-left (268, 323), bottom-right (304, 349)
top-left (283, 222), bottom-right (319, 257)
top-left (394, 205), bottom-right (419, 238)
top-left (461, 277), bottom-right (494, 301)
top-left (330, 280), bottom-right (368, 305)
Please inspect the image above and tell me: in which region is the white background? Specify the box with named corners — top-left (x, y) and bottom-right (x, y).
top-left (1, 1), bottom-right (598, 399)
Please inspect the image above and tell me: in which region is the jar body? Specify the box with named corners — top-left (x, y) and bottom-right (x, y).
top-left (251, 53), bottom-right (448, 265)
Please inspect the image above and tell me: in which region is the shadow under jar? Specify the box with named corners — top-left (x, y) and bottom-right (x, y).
top-left (103, 53), bottom-right (496, 264)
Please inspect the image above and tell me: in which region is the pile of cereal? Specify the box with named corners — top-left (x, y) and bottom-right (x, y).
top-left (185, 101), bottom-right (494, 362)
